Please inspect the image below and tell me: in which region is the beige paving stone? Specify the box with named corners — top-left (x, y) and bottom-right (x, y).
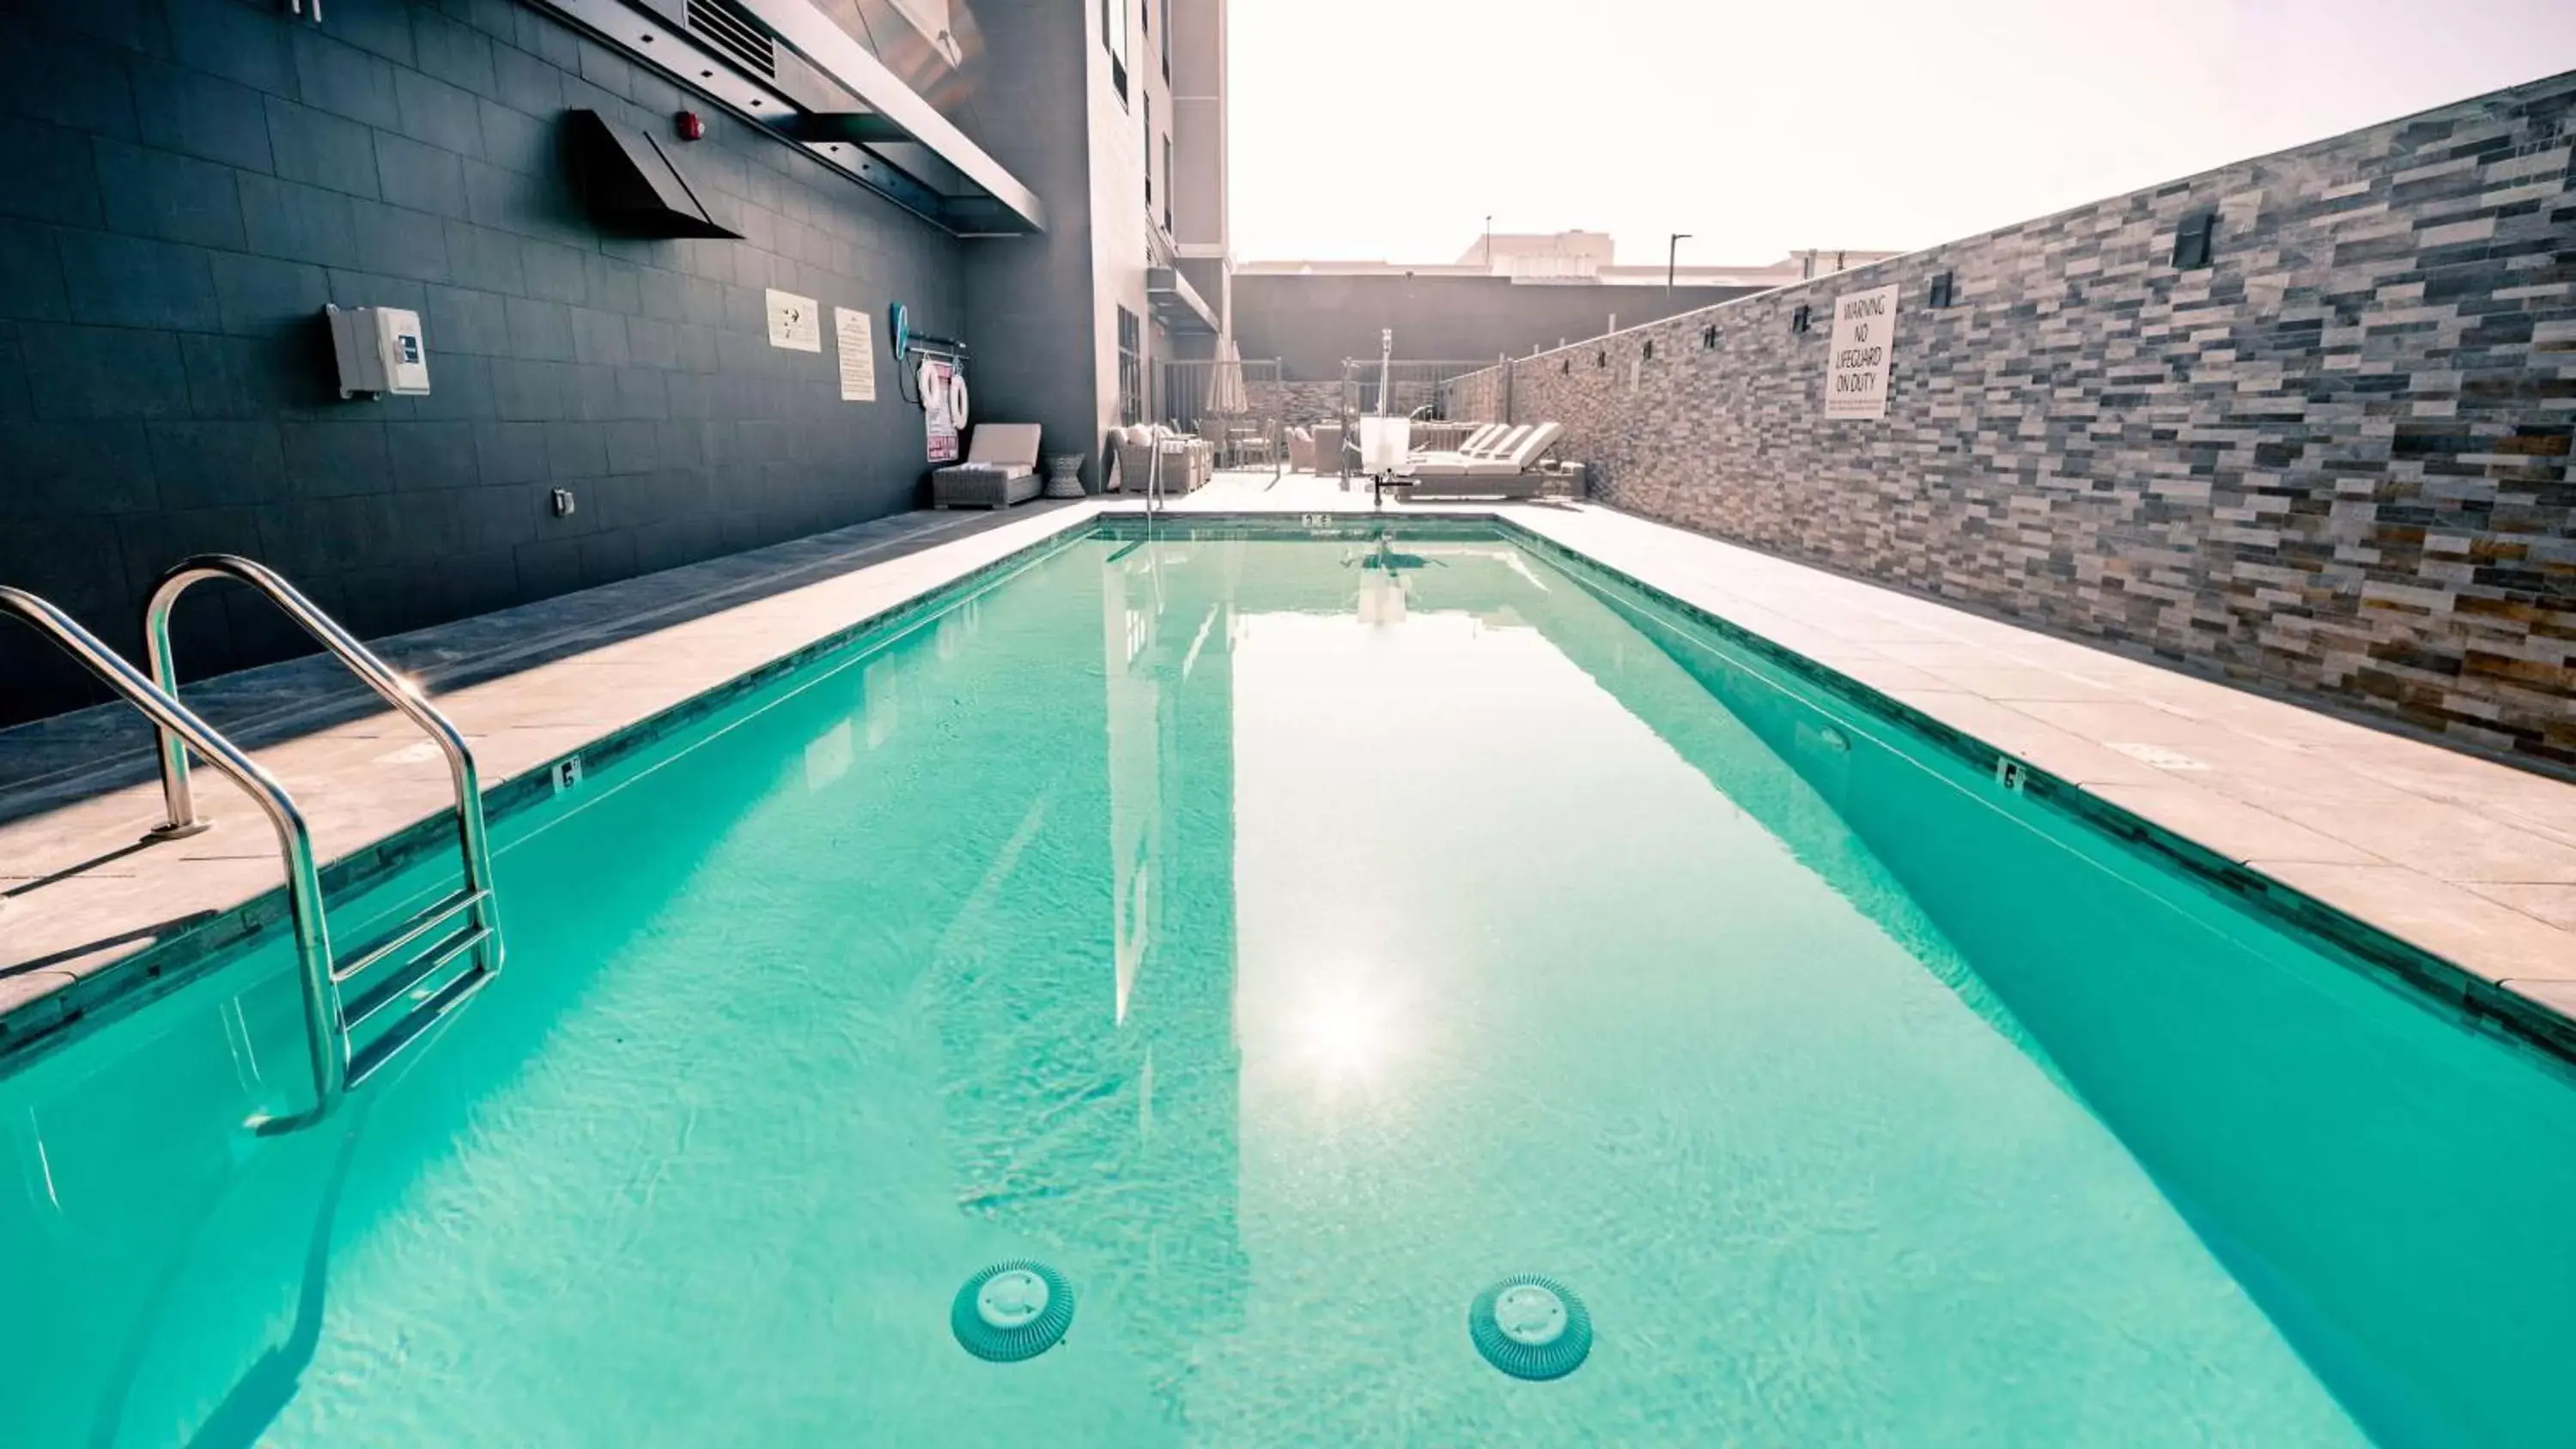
top-left (2503, 979), bottom-right (2576, 1017)
top-left (1917, 664), bottom-right (2135, 701)
top-left (2464, 882), bottom-right (2576, 933)
top-left (2255, 861), bottom-right (2576, 981)
top-left (0, 971), bottom-right (78, 1020)
top-left (1875, 690), bottom-right (2174, 786)
top-left (2262, 797), bottom-right (2576, 887)
top-left (2084, 782), bottom-right (2385, 866)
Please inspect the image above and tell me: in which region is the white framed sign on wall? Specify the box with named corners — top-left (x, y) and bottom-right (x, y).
top-left (833, 306), bottom-right (875, 401)
top-left (1824, 283), bottom-right (1899, 420)
top-left (766, 288), bottom-right (821, 352)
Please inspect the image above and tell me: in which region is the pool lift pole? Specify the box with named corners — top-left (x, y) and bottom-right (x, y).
top-left (1370, 328), bottom-right (1401, 509)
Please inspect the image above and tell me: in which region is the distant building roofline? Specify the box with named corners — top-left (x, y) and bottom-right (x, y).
top-left (1237, 248), bottom-right (1908, 288)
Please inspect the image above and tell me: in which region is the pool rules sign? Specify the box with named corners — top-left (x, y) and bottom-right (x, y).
top-left (1824, 283), bottom-right (1899, 419)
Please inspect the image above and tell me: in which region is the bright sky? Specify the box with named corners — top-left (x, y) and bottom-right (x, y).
top-left (1229, 0), bottom-right (2576, 266)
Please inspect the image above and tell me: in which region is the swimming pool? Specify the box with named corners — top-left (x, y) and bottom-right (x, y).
top-left (5, 519), bottom-right (2572, 1446)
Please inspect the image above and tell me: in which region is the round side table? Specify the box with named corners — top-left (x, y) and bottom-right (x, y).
top-left (1042, 454), bottom-right (1087, 499)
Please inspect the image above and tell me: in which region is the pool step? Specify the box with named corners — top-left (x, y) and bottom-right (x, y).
top-left (334, 888), bottom-right (500, 1090)
top-left (333, 888), bottom-right (489, 984)
top-left (347, 956), bottom-right (495, 1090)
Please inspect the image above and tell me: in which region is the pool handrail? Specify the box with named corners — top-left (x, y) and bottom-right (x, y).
top-left (0, 585), bottom-right (344, 1119)
top-left (143, 554), bottom-right (506, 1130)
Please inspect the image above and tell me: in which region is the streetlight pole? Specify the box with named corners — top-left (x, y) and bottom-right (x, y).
top-left (1485, 215), bottom-right (1493, 269)
top-left (1668, 233), bottom-right (1691, 294)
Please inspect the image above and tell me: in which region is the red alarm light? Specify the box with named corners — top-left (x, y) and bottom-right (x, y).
top-left (675, 110), bottom-right (705, 142)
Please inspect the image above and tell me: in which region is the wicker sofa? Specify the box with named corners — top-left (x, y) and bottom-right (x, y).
top-left (1110, 425), bottom-right (1212, 494)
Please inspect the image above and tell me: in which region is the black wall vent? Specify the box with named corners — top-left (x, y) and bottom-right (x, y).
top-left (687, 0), bottom-right (777, 78)
top-left (2173, 209), bottom-right (2216, 269)
top-left (565, 110), bottom-right (741, 239)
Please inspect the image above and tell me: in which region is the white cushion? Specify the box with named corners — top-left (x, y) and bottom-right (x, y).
top-left (967, 422), bottom-right (1042, 469)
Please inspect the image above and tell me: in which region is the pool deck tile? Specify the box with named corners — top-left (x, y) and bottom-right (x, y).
top-left (3, 466), bottom-right (2573, 1061)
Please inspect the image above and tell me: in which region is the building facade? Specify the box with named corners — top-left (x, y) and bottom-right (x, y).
top-left (1230, 235), bottom-right (1897, 381)
top-left (0, 0), bottom-right (1230, 723)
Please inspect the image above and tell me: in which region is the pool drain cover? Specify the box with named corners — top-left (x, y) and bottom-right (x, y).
top-left (951, 1260), bottom-right (1075, 1361)
top-left (1468, 1275), bottom-right (1592, 1380)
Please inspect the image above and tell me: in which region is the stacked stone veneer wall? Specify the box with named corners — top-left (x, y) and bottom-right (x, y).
top-left (1443, 368), bottom-right (1506, 422)
top-left (1253, 379), bottom-right (1345, 427)
top-left (1450, 72), bottom-right (2576, 773)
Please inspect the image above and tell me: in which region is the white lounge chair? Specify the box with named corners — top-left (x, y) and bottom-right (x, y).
top-left (1413, 421), bottom-right (1506, 460)
top-left (932, 423), bottom-right (1043, 509)
top-left (1407, 424), bottom-right (1528, 470)
top-left (1397, 421), bottom-right (1570, 499)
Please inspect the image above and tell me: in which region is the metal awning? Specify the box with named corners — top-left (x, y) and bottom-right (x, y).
top-left (540, 0), bottom-right (1045, 236)
top-left (1147, 268), bottom-right (1218, 334)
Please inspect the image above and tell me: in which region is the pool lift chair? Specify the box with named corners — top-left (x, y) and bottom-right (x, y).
top-left (1358, 329), bottom-right (1413, 508)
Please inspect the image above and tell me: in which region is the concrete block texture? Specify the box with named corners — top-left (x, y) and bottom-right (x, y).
top-left (1446, 72), bottom-right (2576, 774)
top-left (0, 0), bottom-right (964, 724)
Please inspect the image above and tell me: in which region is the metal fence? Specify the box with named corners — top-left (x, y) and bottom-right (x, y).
top-left (1334, 358), bottom-right (1500, 423)
top-left (1314, 358), bottom-right (1510, 479)
top-left (1157, 357), bottom-right (1288, 475)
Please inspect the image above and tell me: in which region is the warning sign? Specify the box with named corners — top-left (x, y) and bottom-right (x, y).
top-left (1824, 283), bottom-right (1899, 420)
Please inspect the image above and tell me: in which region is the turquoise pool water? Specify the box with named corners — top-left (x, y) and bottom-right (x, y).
top-left (5, 524), bottom-right (2573, 1446)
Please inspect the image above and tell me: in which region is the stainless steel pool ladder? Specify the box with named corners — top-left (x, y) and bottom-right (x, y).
top-left (1, 585), bottom-right (343, 1131)
top-left (141, 555), bottom-right (504, 1132)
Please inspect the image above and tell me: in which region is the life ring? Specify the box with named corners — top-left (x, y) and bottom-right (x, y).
top-left (948, 372), bottom-right (971, 430)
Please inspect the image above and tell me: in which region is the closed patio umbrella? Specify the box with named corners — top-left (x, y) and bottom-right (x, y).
top-left (1204, 335), bottom-right (1249, 415)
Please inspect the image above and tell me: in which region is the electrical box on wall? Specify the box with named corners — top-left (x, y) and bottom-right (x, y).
top-left (326, 305), bottom-right (431, 398)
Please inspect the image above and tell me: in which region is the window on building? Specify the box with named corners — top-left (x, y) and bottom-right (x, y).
top-left (1163, 132), bottom-right (1174, 233)
top-left (1116, 306), bottom-right (1145, 425)
top-left (1159, 0), bottom-right (1171, 76)
top-left (1103, 0), bottom-right (1127, 101)
top-left (1144, 94), bottom-right (1153, 209)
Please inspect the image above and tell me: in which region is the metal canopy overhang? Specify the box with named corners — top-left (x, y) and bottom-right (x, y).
top-left (1147, 268), bottom-right (1218, 334)
top-left (729, 0), bottom-right (1044, 233)
top-left (537, 0), bottom-right (1044, 238)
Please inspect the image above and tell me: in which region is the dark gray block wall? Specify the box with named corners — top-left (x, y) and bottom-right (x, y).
top-left (1447, 73), bottom-right (2576, 775)
top-left (0, 0), bottom-right (966, 724)
top-left (956, 0), bottom-right (1101, 491)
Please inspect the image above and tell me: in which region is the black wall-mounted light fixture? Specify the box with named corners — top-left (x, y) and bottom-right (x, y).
top-left (1560, 358), bottom-right (1571, 374)
top-left (1701, 324), bottom-right (1718, 350)
top-left (2173, 209), bottom-right (2216, 269)
top-left (1595, 349), bottom-right (1607, 367)
top-left (1927, 270), bottom-right (1955, 308)
top-left (1791, 304), bottom-right (1812, 333)
top-left (1642, 339), bottom-right (1655, 361)
top-left (564, 109), bottom-right (738, 239)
